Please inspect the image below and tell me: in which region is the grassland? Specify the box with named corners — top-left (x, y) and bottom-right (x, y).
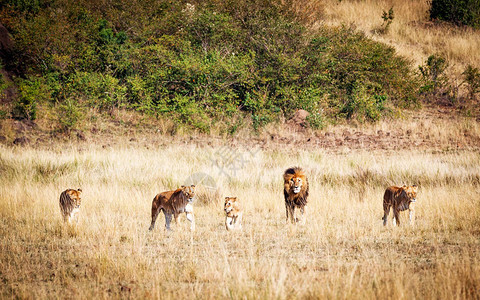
top-left (1, 142), bottom-right (479, 299)
top-left (321, 0), bottom-right (480, 74)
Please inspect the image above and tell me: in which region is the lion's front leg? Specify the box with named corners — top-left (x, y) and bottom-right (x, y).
top-left (225, 216), bottom-right (234, 231)
top-left (164, 212), bottom-right (173, 231)
top-left (285, 202), bottom-right (290, 223)
top-left (393, 209), bottom-right (400, 226)
top-left (185, 202), bottom-right (195, 231)
top-left (186, 212), bottom-right (195, 231)
top-left (409, 203), bottom-right (415, 226)
top-left (174, 213), bottom-right (180, 224)
top-left (70, 208), bottom-right (80, 224)
top-left (299, 206), bottom-right (307, 225)
top-left (285, 202), bottom-right (295, 224)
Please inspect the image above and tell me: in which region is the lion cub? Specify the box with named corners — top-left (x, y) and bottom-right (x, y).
top-left (224, 197), bottom-right (243, 231)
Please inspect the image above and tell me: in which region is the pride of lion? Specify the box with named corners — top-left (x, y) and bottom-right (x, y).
top-left (59, 167), bottom-right (418, 230)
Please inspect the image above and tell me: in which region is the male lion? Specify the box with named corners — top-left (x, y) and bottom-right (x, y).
top-left (59, 188), bottom-right (82, 223)
top-left (149, 185), bottom-right (196, 231)
top-left (283, 167), bottom-right (309, 224)
top-left (224, 197), bottom-right (243, 231)
top-left (383, 185), bottom-right (417, 226)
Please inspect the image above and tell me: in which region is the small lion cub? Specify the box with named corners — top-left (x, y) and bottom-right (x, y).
top-left (224, 197), bottom-right (243, 231)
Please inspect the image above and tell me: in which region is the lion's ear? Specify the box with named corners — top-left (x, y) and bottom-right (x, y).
top-left (191, 184), bottom-right (195, 188)
top-left (225, 197), bottom-right (229, 200)
top-left (77, 188), bottom-right (82, 193)
top-left (181, 185), bottom-right (185, 188)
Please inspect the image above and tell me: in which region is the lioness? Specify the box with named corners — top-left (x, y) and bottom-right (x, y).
top-left (224, 197), bottom-right (243, 231)
top-left (59, 188), bottom-right (82, 223)
top-left (149, 185), bottom-right (195, 231)
top-left (283, 167), bottom-right (309, 224)
top-left (383, 185), bottom-right (417, 226)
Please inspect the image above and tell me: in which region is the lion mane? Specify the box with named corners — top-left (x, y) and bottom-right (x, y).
top-left (283, 167), bottom-right (309, 224)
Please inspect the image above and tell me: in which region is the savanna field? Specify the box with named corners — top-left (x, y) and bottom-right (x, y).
top-left (1, 138), bottom-right (479, 299)
top-left (1, 0), bottom-right (480, 298)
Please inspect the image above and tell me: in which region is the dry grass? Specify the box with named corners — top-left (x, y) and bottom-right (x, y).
top-left (320, 0), bottom-right (480, 76)
top-left (1, 143), bottom-right (479, 299)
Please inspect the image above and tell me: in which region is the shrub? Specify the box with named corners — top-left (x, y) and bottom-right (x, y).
top-left (462, 65), bottom-right (480, 100)
top-left (381, 7), bottom-right (395, 33)
top-left (57, 99), bottom-right (83, 132)
top-left (430, 0), bottom-right (480, 29)
top-left (418, 54), bottom-right (449, 95)
top-left (4, 0), bottom-right (420, 130)
top-left (306, 110), bottom-right (325, 129)
top-left (64, 72), bottom-right (127, 112)
top-left (0, 68), bottom-right (10, 101)
top-left (339, 84), bottom-right (387, 122)
top-left (12, 76), bottom-right (50, 120)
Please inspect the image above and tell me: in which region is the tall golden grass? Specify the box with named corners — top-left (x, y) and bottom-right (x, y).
top-left (319, 0), bottom-right (480, 76)
top-left (1, 143), bottom-right (479, 299)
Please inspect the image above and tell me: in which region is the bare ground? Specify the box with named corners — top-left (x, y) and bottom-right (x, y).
top-left (2, 107), bottom-right (479, 153)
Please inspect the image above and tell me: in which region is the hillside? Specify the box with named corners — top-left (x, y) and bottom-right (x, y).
top-left (0, 0), bottom-right (479, 143)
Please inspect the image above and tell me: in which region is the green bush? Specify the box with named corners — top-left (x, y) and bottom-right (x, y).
top-left (306, 110), bottom-right (325, 130)
top-left (0, 68), bottom-right (10, 101)
top-left (57, 99), bottom-right (82, 132)
top-left (63, 72), bottom-right (127, 111)
top-left (430, 0), bottom-right (480, 29)
top-left (4, 0), bottom-right (420, 130)
top-left (462, 65), bottom-right (480, 100)
top-left (418, 54), bottom-right (449, 95)
top-left (380, 7), bottom-right (395, 33)
top-left (12, 76), bottom-right (50, 120)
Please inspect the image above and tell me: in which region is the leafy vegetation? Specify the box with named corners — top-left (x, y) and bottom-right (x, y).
top-left (380, 7), bottom-right (394, 34)
top-left (418, 54), bottom-right (449, 96)
top-left (430, 0), bottom-right (480, 29)
top-left (462, 65), bottom-right (480, 100)
top-left (1, 0), bottom-right (420, 132)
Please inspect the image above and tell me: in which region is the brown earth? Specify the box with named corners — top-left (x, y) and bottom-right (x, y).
top-left (1, 107), bottom-right (479, 153)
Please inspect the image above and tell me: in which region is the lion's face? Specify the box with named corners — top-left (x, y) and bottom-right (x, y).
top-left (403, 185), bottom-right (417, 203)
top-left (71, 189), bottom-right (82, 208)
top-left (181, 185), bottom-right (195, 202)
top-left (289, 176), bottom-right (303, 194)
top-left (224, 197), bottom-right (237, 214)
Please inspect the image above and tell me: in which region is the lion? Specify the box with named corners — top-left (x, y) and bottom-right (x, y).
top-left (224, 197), bottom-right (243, 231)
top-left (283, 167), bottom-right (309, 224)
top-left (148, 185), bottom-right (196, 231)
top-left (59, 188), bottom-right (82, 223)
top-left (383, 185), bottom-right (417, 226)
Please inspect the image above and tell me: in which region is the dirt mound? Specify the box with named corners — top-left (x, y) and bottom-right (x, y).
top-left (287, 109), bottom-right (310, 128)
